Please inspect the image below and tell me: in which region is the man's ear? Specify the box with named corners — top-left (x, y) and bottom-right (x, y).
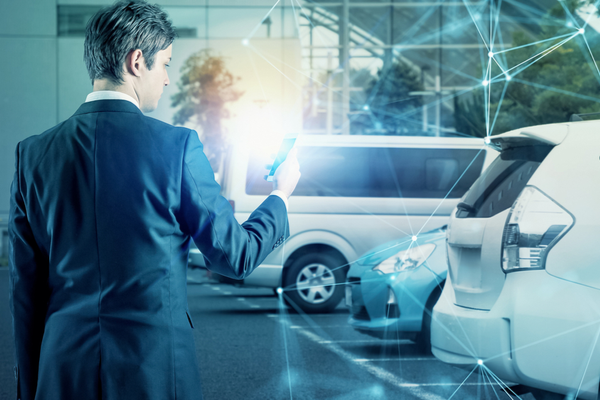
top-left (125, 49), bottom-right (145, 78)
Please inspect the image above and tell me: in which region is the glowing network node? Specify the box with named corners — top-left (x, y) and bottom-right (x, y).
top-left (567, 22), bottom-right (573, 28)
top-left (478, 359), bottom-right (484, 365)
top-left (484, 137), bottom-right (491, 144)
top-left (488, 51), bottom-right (494, 58)
top-left (363, 105), bottom-right (369, 111)
top-left (276, 287), bottom-right (283, 294)
top-left (482, 80), bottom-right (489, 87)
top-left (579, 28), bottom-right (585, 35)
top-left (506, 74), bottom-right (512, 81)
top-left (242, 38), bottom-right (250, 46)
top-left (411, 235), bottom-right (417, 241)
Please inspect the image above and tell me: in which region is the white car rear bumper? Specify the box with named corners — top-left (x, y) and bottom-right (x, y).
top-left (432, 270), bottom-right (600, 400)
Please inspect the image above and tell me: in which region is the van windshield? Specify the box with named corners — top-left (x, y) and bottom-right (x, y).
top-left (456, 145), bottom-right (553, 218)
top-left (246, 146), bottom-right (485, 199)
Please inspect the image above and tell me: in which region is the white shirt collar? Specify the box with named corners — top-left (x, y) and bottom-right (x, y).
top-left (85, 91), bottom-right (140, 109)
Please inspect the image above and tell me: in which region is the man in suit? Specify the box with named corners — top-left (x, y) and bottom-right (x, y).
top-left (8, 1), bottom-right (301, 399)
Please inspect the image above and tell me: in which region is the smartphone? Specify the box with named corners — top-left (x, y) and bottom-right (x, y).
top-left (265, 137), bottom-right (297, 181)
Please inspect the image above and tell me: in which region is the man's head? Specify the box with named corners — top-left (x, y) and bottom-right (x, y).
top-left (84, 1), bottom-right (176, 112)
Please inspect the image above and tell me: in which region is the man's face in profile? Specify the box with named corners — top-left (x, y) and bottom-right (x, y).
top-left (138, 44), bottom-right (173, 113)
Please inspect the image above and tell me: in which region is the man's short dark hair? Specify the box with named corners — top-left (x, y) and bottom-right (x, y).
top-left (84, 0), bottom-right (176, 85)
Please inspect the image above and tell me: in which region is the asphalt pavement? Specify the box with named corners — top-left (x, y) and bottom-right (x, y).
top-left (0, 267), bottom-right (539, 400)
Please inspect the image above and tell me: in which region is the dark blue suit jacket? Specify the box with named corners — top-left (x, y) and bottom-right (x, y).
top-left (8, 100), bottom-right (289, 400)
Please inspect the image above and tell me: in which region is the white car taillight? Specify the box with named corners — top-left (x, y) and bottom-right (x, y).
top-left (501, 186), bottom-right (574, 272)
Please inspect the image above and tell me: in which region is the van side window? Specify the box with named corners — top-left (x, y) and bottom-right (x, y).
top-left (246, 146), bottom-right (485, 198)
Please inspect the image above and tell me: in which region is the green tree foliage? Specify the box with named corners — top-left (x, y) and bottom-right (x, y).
top-left (352, 59), bottom-right (424, 135)
top-left (455, 0), bottom-right (600, 137)
top-left (171, 49), bottom-right (243, 170)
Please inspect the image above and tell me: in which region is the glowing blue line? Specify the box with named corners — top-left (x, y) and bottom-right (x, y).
top-left (491, 0), bottom-right (504, 47)
top-left (482, 367), bottom-right (501, 400)
top-left (382, 151), bottom-right (415, 236)
top-left (448, 364), bottom-right (479, 400)
top-left (477, 363), bottom-right (482, 398)
top-left (247, 44), bottom-right (303, 90)
top-left (392, 272), bottom-right (479, 358)
top-left (244, 47), bottom-right (268, 101)
top-left (510, 33), bottom-right (578, 74)
top-left (559, 0), bottom-right (582, 29)
top-left (483, 366), bottom-right (523, 399)
top-left (277, 295), bottom-right (294, 400)
top-left (296, 177), bottom-right (413, 237)
top-left (574, 319), bottom-right (600, 399)
top-left (486, 59), bottom-right (492, 136)
top-left (583, 0), bottom-right (600, 30)
top-left (582, 34), bottom-right (600, 80)
top-left (503, 0), bottom-right (551, 19)
top-left (492, 32), bottom-right (575, 55)
top-left (246, 0), bottom-right (281, 40)
top-left (489, 0), bottom-right (493, 50)
top-left (294, 0), bottom-right (336, 47)
top-left (396, 2), bottom-right (439, 44)
top-left (289, 0), bottom-right (303, 45)
top-left (391, 86), bottom-right (477, 124)
top-left (491, 54), bottom-right (507, 75)
top-left (489, 79), bottom-right (509, 136)
top-left (486, 318), bottom-right (600, 362)
top-left (278, 239), bottom-right (414, 290)
top-left (491, 33), bottom-right (578, 81)
top-left (416, 147), bottom-right (486, 237)
top-left (463, 0), bottom-right (490, 52)
top-left (511, 78), bottom-right (600, 104)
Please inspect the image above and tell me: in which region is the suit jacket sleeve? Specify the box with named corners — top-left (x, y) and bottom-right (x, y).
top-left (178, 130), bottom-right (289, 279)
top-left (8, 143), bottom-right (49, 400)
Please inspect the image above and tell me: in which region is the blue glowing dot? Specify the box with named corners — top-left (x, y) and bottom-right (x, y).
top-left (478, 359), bottom-right (484, 365)
top-left (482, 80), bottom-right (489, 87)
top-left (276, 287), bottom-right (283, 294)
top-left (363, 105), bottom-right (369, 111)
top-left (506, 74), bottom-right (512, 81)
top-left (488, 51), bottom-right (494, 58)
top-left (242, 39), bottom-right (250, 46)
top-left (579, 28), bottom-right (585, 35)
top-left (412, 235), bottom-right (417, 241)
top-left (566, 22), bottom-right (573, 28)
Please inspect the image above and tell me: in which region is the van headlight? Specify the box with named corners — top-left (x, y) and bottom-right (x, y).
top-left (502, 186), bottom-right (574, 272)
top-left (373, 243), bottom-right (436, 274)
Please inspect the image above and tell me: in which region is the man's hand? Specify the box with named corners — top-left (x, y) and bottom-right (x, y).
top-left (272, 147), bottom-right (301, 198)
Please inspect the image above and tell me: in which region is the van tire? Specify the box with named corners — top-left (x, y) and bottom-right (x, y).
top-left (283, 253), bottom-right (346, 314)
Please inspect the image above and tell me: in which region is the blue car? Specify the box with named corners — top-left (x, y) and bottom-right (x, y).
top-left (346, 226), bottom-right (447, 351)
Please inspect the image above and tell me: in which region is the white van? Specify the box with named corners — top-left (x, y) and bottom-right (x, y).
top-left (202, 134), bottom-right (494, 313)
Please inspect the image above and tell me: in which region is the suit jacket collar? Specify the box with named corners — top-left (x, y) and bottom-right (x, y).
top-left (73, 99), bottom-right (144, 117)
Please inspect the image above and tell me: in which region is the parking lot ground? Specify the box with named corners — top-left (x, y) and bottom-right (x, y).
top-left (0, 268), bottom-right (538, 400)
top-left (188, 276), bottom-right (537, 400)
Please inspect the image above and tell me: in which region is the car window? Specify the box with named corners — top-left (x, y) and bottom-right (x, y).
top-left (246, 146), bottom-right (485, 199)
top-left (456, 145), bottom-right (554, 218)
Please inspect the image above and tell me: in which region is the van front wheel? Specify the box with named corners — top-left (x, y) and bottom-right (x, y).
top-left (283, 253), bottom-right (346, 313)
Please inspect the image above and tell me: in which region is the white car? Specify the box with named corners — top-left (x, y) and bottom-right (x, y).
top-left (431, 121), bottom-right (600, 399)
